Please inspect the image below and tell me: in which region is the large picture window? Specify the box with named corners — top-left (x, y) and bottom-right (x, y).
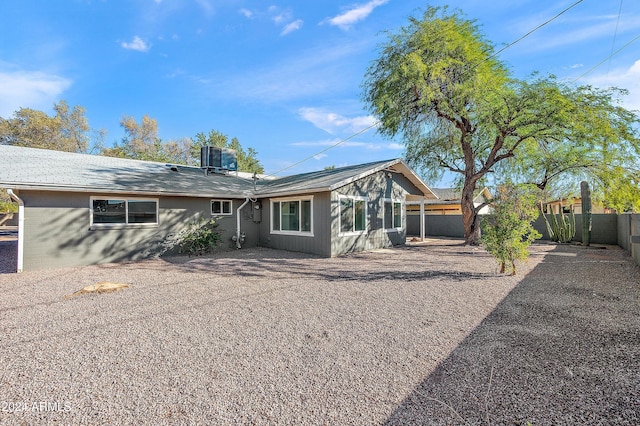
top-left (339, 196), bottom-right (367, 235)
top-left (271, 196), bottom-right (313, 235)
top-left (91, 197), bottom-right (158, 226)
top-left (211, 199), bottom-right (232, 215)
top-left (384, 199), bottom-right (403, 230)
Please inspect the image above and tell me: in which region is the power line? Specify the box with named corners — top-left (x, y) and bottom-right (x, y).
top-left (607, 0), bottom-right (624, 74)
top-left (264, 121), bottom-right (379, 177)
top-left (572, 32), bottom-right (640, 82)
top-left (263, 1), bottom-right (586, 177)
top-left (480, 0), bottom-right (584, 66)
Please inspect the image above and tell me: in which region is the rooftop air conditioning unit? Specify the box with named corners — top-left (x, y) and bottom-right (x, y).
top-left (200, 146), bottom-right (238, 173)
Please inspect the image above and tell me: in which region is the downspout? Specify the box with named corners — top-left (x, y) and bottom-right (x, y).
top-left (7, 189), bottom-right (24, 273)
top-left (234, 197), bottom-right (251, 249)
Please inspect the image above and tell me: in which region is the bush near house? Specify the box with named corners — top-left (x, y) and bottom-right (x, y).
top-left (177, 218), bottom-right (222, 256)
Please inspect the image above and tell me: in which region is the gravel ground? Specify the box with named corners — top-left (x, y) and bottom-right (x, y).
top-left (0, 239), bottom-right (638, 425)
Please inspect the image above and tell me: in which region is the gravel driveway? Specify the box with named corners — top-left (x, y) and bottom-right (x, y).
top-left (0, 239), bottom-right (638, 425)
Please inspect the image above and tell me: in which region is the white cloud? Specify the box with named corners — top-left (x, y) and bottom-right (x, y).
top-left (582, 59), bottom-right (640, 111)
top-left (281, 19), bottom-right (303, 36)
top-left (121, 36), bottom-right (150, 52)
top-left (299, 107), bottom-right (377, 134)
top-left (239, 8), bottom-right (253, 19)
top-left (313, 153), bottom-right (328, 160)
top-left (323, 0), bottom-right (388, 30)
top-left (195, 0), bottom-right (214, 17)
top-left (0, 70), bottom-right (72, 117)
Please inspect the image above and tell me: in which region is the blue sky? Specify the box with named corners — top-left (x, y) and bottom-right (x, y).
top-left (1, 0), bottom-right (639, 182)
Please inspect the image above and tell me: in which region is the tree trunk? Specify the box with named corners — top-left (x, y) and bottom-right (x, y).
top-left (461, 181), bottom-right (481, 245)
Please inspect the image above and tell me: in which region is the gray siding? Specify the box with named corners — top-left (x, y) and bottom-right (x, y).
top-left (19, 191), bottom-right (258, 271)
top-left (331, 171), bottom-right (415, 256)
top-left (258, 192), bottom-right (331, 257)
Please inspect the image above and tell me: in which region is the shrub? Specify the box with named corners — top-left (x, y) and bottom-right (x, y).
top-left (0, 200), bottom-right (18, 214)
top-left (481, 184), bottom-right (542, 275)
top-left (177, 218), bottom-right (221, 256)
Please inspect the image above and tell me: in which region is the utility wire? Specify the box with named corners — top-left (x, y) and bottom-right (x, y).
top-left (263, 1), bottom-right (585, 178)
top-left (607, 0), bottom-right (624, 74)
top-left (479, 0), bottom-right (584, 66)
top-left (264, 121), bottom-right (379, 177)
top-left (572, 32), bottom-right (640, 82)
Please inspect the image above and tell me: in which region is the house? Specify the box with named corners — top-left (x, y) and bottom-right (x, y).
top-left (406, 187), bottom-right (493, 216)
top-left (0, 145), bottom-right (437, 272)
top-left (543, 197), bottom-right (613, 215)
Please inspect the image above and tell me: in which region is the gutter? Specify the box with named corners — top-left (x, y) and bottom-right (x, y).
top-left (7, 189), bottom-right (24, 273)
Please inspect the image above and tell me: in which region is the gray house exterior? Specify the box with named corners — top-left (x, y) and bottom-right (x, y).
top-left (0, 145), bottom-right (435, 271)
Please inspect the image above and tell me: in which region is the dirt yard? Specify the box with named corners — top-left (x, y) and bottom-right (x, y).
top-left (0, 239), bottom-right (638, 424)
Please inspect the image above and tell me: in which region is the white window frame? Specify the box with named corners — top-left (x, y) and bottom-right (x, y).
top-left (384, 198), bottom-right (403, 232)
top-left (270, 195), bottom-right (314, 237)
top-left (90, 196), bottom-right (159, 228)
top-left (338, 195), bottom-right (368, 236)
top-left (211, 199), bottom-right (233, 216)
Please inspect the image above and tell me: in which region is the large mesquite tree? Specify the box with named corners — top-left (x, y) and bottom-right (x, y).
top-left (363, 7), bottom-right (640, 243)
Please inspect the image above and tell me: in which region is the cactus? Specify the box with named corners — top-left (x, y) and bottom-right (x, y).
top-left (541, 205), bottom-right (575, 243)
top-left (580, 181), bottom-right (592, 246)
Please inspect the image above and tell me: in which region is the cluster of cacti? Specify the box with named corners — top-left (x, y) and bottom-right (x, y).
top-left (541, 208), bottom-right (576, 243)
top-left (581, 181), bottom-right (592, 246)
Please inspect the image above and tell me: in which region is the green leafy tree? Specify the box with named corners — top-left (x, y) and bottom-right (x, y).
top-left (192, 130), bottom-right (264, 173)
top-left (0, 100), bottom-right (92, 152)
top-left (481, 184), bottom-right (541, 275)
top-left (102, 115), bottom-right (166, 161)
top-left (362, 7), bottom-right (640, 244)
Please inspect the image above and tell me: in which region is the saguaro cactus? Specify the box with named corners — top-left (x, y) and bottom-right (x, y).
top-left (581, 181), bottom-right (592, 246)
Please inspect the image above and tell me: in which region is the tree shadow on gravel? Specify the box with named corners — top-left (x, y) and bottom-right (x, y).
top-left (384, 244), bottom-right (640, 425)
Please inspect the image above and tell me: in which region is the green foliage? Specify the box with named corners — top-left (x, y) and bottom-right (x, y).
top-left (177, 218), bottom-right (222, 256)
top-left (0, 101), bottom-right (94, 152)
top-left (0, 200), bottom-right (18, 214)
top-left (192, 130), bottom-right (264, 173)
top-left (541, 208), bottom-right (576, 243)
top-left (601, 166), bottom-right (640, 212)
top-left (362, 6), bottom-right (640, 244)
top-left (481, 185), bottom-right (541, 275)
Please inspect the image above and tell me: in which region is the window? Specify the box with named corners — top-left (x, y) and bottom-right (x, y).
top-left (91, 197), bottom-right (158, 226)
top-left (211, 199), bottom-right (232, 215)
top-left (384, 199), bottom-right (403, 230)
top-left (339, 196), bottom-right (367, 235)
top-left (271, 196), bottom-right (313, 235)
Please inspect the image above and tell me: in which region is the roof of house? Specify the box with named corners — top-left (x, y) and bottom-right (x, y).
top-left (256, 158), bottom-right (436, 198)
top-left (0, 145), bottom-right (436, 199)
top-left (0, 144), bottom-right (255, 198)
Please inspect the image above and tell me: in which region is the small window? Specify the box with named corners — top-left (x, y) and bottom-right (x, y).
top-left (339, 196), bottom-right (367, 235)
top-left (384, 199), bottom-right (403, 230)
top-left (212, 200), bottom-right (232, 216)
top-left (91, 198), bottom-right (158, 226)
top-left (271, 196), bottom-right (313, 236)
